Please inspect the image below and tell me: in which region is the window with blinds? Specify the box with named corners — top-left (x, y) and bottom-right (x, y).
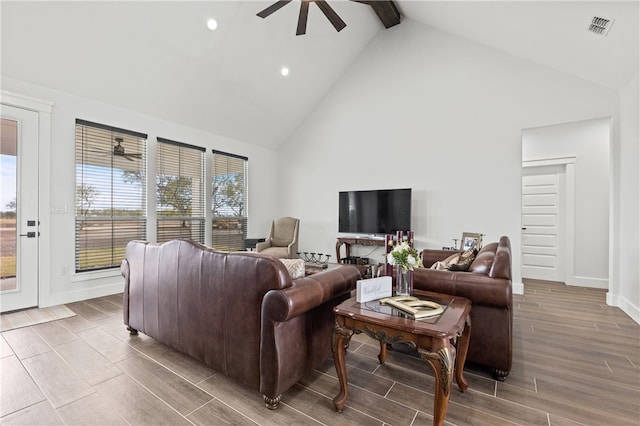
top-left (212, 151), bottom-right (248, 251)
top-left (156, 138), bottom-right (205, 244)
top-left (75, 119), bottom-right (147, 272)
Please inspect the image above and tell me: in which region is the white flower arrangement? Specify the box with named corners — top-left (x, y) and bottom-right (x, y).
top-left (386, 240), bottom-right (423, 273)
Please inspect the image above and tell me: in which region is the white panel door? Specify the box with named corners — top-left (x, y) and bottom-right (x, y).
top-left (0, 105), bottom-right (39, 312)
top-left (521, 168), bottom-right (562, 281)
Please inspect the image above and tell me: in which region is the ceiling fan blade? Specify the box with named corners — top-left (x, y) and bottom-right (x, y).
top-left (296, 0), bottom-right (310, 36)
top-left (314, 0), bottom-right (346, 32)
top-left (257, 0), bottom-right (292, 18)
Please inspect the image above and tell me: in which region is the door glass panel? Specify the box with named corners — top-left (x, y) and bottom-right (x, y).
top-left (1, 118), bottom-right (17, 291)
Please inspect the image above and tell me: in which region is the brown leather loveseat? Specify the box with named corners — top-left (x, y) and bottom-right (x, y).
top-left (121, 239), bottom-right (360, 408)
top-left (413, 236), bottom-right (513, 380)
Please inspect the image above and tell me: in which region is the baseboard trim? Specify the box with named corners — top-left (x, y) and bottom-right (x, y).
top-left (609, 293), bottom-right (640, 324)
top-left (512, 281), bottom-right (524, 295)
top-left (40, 283), bottom-right (123, 308)
top-left (566, 276), bottom-right (608, 289)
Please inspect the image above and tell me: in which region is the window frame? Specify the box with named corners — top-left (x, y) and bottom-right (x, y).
top-left (156, 137), bottom-right (206, 244)
top-left (74, 119), bottom-right (147, 273)
top-left (212, 150), bottom-right (248, 251)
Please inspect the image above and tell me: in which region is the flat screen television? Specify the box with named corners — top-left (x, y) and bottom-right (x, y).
top-left (338, 188), bottom-right (411, 235)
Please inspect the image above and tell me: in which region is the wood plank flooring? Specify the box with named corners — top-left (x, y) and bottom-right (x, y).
top-left (1, 279), bottom-right (638, 425)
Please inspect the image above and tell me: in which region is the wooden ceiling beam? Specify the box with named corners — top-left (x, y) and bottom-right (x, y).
top-left (351, 1), bottom-right (401, 29)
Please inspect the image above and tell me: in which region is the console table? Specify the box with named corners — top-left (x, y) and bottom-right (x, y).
top-left (336, 237), bottom-right (386, 263)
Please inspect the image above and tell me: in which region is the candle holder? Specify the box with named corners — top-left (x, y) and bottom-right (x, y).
top-left (297, 252), bottom-right (331, 266)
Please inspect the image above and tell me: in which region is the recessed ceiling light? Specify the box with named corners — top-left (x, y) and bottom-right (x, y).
top-left (281, 67), bottom-right (290, 77)
top-left (207, 18), bottom-right (218, 31)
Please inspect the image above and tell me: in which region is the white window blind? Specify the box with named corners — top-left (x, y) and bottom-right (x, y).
top-left (212, 150), bottom-right (248, 251)
top-left (156, 138), bottom-right (205, 244)
top-left (75, 119), bottom-right (147, 272)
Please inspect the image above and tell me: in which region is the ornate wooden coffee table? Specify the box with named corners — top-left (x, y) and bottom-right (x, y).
top-left (332, 290), bottom-right (471, 426)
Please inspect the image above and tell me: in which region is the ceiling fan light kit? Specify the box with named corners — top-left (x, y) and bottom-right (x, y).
top-left (257, 0), bottom-right (400, 36)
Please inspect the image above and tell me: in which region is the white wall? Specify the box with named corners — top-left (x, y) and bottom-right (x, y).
top-left (522, 118), bottom-right (610, 287)
top-left (1, 76), bottom-right (280, 307)
top-left (614, 70), bottom-right (640, 322)
top-left (277, 19), bottom-right (621, 295)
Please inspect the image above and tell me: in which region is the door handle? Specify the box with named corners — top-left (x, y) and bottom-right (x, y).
top-left (19, 232), bottom-right (37, 238)
top-left (521, 227), bottom-right (527, 230)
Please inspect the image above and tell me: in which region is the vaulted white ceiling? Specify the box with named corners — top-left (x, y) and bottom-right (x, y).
top-left (2, 1), bottom-right (638, 150)
top-left (400, 1), bottom-right (639, 91)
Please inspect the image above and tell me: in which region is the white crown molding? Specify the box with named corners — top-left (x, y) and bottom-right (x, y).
top-left (1, 90), bottom-right (54, 113)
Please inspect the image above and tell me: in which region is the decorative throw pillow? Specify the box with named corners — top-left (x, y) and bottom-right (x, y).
top-left (448, 248), bottom-right (478, 272)
top-left (430, 253), bottom-right (460, 270)
top-left (279, 259), bottom-right (305, 279)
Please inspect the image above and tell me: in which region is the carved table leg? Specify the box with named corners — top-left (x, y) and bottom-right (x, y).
top-left (332, 322), bottom-right (353, 413)
top-left (455, 315), bottom-right (471, 392)
top-left (378, 342), bottom-right (388, 364)
top-left (418, 339), bottom-right (455, 426)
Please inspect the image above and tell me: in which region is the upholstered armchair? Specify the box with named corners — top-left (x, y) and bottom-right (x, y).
top-left (256, 217), bottom-right (300, 259)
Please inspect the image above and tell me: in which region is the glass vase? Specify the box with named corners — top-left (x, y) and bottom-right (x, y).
top-left (396, 267), bottom-right (411, 296)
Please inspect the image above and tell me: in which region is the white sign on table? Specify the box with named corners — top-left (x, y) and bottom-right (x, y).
top-left (356, 276), bottom-right (392, 303)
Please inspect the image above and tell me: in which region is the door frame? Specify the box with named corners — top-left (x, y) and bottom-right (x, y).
top-left (1, 105), bottom-right (39, 311)
top-left (522, 157), bottom-right (576, 284)
top-left (1, 91), bottom-right (53, 309)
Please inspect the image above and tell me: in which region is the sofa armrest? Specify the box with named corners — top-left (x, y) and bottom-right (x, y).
top-left (262, 265), bottom-right (360, 322)
top-left (413, 268), bottom-right (511, 308)
top-left (120, 259), bottom-right (130, 325)
top-left (490, 236), bottom-right (512, 280)
top-left (287, 241), bottom-right (299, 258)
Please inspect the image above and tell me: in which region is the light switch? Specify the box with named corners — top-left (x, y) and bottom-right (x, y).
top-left (51, 205), bottom-right (68, 214)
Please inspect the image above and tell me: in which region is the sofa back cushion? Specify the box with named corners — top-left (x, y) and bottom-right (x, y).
top-left (124, 239), bottom-right (292, 390)
top-left (468, 243), bottom-right (498, 274)
top-left (467, 237), bottom-right (512, 280)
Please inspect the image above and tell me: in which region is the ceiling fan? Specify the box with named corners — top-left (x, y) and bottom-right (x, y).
top-left (112, 137), bottom-right (142, 161)
top-left (87, 137), bottom-right (143, 162)
top-left (257, 0), bottom-right (346, 36)
top-left (257, 1), bottom-right (400, 36)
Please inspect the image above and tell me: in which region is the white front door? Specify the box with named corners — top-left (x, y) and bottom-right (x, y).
top-left (0, 104), bottom-right (39, 312)
top-left (521, 165), bottom-right (563, 282)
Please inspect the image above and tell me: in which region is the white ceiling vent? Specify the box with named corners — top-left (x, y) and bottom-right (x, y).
top-left (588, 16), bottom-right (615, 36)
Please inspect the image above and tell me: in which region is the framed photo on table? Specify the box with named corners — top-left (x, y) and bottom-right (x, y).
top-left (460, 232), bottom-right (483, 251)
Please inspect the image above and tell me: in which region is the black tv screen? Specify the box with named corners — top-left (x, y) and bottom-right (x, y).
top-left (338, 188), bottom-right (411, 235)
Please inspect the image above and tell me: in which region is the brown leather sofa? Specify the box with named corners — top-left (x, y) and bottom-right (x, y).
top-left (413, 236), bottom-right (513, 380)
top-left (121, 239), bottom-right (360, 408)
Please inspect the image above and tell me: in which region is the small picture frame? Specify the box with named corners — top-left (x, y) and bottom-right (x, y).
top-left (460, 232), bottom-right (483, 251)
